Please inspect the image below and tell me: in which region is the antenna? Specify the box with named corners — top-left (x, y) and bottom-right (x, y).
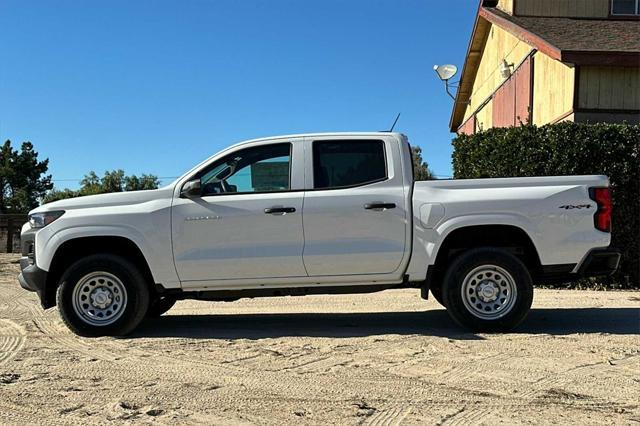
top-left (388, 113), bottom-right (401, 132)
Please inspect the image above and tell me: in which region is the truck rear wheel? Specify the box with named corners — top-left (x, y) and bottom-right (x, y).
top-left (56, 254), bottom-right (150, 337)
top-left (442, 248), bottom-right (533, 332)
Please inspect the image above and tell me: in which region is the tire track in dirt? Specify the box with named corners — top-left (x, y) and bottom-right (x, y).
top-left (362, 404), bottom-right (412, 426)
top-left (414, 352), bottom-right (514, 400)
top-left (0, 292), bottom-right (45, 325)
top-left (0, 319), bottom-right (26, 365)
top-left (30, 317), bottom-right (381, 406)
top-left (279, 354), bottom-right (352, 373)
top-left (113, 334), bottom-right (438, 403)
top-left (609, 353), bottom-right (640, 369)
top-left (444, 408), bottom-right (492, 426)
top-left (0, 396), bottom-right (85, 426)
top-left (438, 399), bottom-right (626, 426)
top-left (32, 317), bottom-right (121, 362)
top-left (29, 314), bottom-right (638, 422)
top-left (28, 319), bottom-right (276, 416)
top-left (16, 297), bottom-right (46, 320)
top-left (516, 356), bottom-right (640, 400)
top-left (0, 289), bottom-right (24, 316)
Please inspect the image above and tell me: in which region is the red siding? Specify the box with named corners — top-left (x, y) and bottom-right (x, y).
top-left (493, 75), bottom-right (516, 127)
top-left (492, 56), bottom-right (533, 128)
top-left (515, 56), bottom-right (533, 125)
top-left (458, 115), bottom-right (476, 134)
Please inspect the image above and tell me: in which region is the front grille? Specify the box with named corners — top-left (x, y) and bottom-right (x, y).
top-left (21, 232), bottom-right (36, 265)
top-left (27, 244), bottom-right (35, 264)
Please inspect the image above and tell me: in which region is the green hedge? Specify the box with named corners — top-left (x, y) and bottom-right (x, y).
top-left (452, 122), bottom-right (639, 289)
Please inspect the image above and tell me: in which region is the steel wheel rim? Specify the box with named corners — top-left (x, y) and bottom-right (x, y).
top-left (71, 271), bottom-right (128, 326)
top-left (461, 265), bottom-right (517, 320)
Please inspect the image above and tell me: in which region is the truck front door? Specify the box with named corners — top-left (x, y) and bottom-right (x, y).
top-left (171, 140), bottom-right (307, 284)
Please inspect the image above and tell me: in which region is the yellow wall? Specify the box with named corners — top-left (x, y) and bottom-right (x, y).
top-left (532, 52), bottom-right (575, 125)
top-left (497, 0), bottom-right (514, 14)
top-left (463, 24), bottom-right (534, 122)
top-left (578, 67), bottom-right (640, 110)
top-left (476, 99), bottom-right (494, 132)
top-left (515, 0), bottom-right (609, 17)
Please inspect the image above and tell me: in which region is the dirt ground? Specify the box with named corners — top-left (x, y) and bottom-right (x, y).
top-left (0, 254), bottom-right (639, 425)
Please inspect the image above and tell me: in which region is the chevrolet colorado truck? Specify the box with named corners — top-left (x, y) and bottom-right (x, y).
top-left (18, 132), bottom-right (620, 336)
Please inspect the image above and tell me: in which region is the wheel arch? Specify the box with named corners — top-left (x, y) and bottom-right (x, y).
top-left (43, 235), bottom-right (156, 309)
top-left (429, 224), bottom-right (542, 294)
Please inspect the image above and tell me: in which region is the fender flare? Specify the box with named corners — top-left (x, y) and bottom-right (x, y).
top-left (429, 213), bottom-right (542, 264)
top-left (36, 225), bottom-right (159, 283)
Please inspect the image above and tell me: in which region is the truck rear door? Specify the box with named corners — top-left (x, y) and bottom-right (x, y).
top-left (301, 135), bottom-right (411, 278)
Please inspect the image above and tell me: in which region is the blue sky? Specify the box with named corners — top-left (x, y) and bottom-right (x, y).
top-left (0, 0), bottom-right (477, 188)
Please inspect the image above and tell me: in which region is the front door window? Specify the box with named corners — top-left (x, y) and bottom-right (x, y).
top-left (200, 143), bottom-right (291, 196)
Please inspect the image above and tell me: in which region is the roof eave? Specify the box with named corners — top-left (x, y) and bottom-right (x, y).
top-left (479, 8), bottom-right (562, 60)
top-left (561, 51), bottom-right (640, 66)
top-left (449, 5), bottom-right (493, 132)
top-left (449, 7), bottom-right (565, 132)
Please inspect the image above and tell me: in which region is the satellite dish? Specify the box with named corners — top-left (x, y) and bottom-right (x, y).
top-left (433, 64), bottom-right (458, 81)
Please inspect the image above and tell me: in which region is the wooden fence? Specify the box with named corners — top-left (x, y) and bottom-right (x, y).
top-left (0, 214), bottom-right (28, 253)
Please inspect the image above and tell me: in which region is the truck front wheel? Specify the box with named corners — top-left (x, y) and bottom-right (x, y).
top-left (442, 248), bottom-right (533, 332)
top-left (56, 254), bottom-right (150, 337)
top-left (430, 284), bottom-right (445, 307)
top-left (146, 296), bottom-right (177, 318)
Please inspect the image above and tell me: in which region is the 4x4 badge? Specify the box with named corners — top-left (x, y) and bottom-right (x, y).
top-left (559, 204), bottom-right (592, 210)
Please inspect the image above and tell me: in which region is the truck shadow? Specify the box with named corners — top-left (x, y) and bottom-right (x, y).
top-left (132, 308), bottom-right (639, 340)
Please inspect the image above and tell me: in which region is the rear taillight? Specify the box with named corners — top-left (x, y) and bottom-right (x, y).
top-left (589, 187), bottom-right (612, 233)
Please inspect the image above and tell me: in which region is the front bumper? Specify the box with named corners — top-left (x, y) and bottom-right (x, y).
top-left (18, 260), bottom-right (47, 294)
top-left (18, 258), bottom-right (50, 309)
top-left (17, 225), bottom-right (50, 308)
top-left (577, 247), bottom-right (621, 277)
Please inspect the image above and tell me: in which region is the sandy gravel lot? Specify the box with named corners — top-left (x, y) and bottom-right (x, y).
top-left (1, 254), bottom-right (639, 425)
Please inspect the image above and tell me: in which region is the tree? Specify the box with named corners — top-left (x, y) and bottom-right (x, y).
top-left (79, 171), bottom-right (102, 196)
top-left (43, 188), bottom-right (81, 204)
top-left (125, 174), bottom-right (161, 191)
top-left (100, 169), bottom-right (126, 193)
top-left (411, 146), bottom-right (435, 181)
top-left (43, 170), bottom-right (160, 204)
top-left (0, 140), bottom-right (53, 213)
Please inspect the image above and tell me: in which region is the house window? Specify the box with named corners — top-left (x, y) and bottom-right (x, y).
top-left (611, 0), bottom-right (639, 15)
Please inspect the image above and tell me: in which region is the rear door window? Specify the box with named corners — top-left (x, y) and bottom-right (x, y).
top-left (312, 140), bottom-right (387, 189)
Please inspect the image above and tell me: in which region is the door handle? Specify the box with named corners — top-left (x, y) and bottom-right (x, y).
top-left (264, 206), bottom-right (296, 214)
top-left (364, 202), bottom-right (396, 211)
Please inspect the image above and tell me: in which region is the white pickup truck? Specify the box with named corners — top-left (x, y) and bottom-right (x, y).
top-left (19, 132), bottom-right (620, 336)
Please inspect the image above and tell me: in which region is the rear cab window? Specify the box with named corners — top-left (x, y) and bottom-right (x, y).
top-left (312, 140), bottom-right (387, 189)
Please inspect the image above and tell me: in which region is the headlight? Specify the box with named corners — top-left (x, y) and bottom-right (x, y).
top-left (28, 211), bottom-right (65, 229)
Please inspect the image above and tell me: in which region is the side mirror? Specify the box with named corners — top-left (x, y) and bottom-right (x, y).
top-left (181, 179), bottom-right (202, 198)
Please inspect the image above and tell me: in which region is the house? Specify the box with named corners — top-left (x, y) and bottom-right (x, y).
top-left (451, 0), bottom-right (640, 134)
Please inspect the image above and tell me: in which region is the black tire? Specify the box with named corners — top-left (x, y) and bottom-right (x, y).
top-left (146, 296), bottom-right (177, 318)
top-left (430, 283), bottom-right (446, 307)
top-left (56, 254), bottom-right (150, 337)
top-left (442, 247), bottom-right (533, 332)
